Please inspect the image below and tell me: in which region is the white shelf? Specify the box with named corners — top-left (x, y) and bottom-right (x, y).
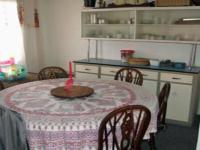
top-left (82, 37), bottom-right (134, 41)
top-left (83, 23), bottom-right (134, 26)
top-left (81, 6), bottom-right (200, 44)
top-left (135, 39), bottom-right (200, 44)
top-left (137, 24), bottom-right (200, 27)
top-left (82, 37), bottom-right (200, 44)
top-left (82, 6), bottom-right (200, 12)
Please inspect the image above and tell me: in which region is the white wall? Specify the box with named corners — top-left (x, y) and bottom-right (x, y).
top-left (34, 0), bottom-right (200, 72)
top-left (36, 0), bottom-right (88, 72)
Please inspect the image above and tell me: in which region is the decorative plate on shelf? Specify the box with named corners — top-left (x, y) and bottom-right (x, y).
top-left (51, 85), bottom-right (94, 99)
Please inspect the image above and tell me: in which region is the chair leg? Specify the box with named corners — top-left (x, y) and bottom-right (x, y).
top-left (148, 133), bottom-right (157, 150)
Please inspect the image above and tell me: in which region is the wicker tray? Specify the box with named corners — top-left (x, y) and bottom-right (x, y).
top-left (51, 85), bottom-right (94, 99)
top-left (155, 0), bottom-right (190, 6)
top-left (128, 58), bottom-right (150, 66)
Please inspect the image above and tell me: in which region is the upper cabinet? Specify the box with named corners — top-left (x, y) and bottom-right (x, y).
top-left (81, 6), bottom-right (200, 44)
top-left (81, 9), bottom-right (136, 40)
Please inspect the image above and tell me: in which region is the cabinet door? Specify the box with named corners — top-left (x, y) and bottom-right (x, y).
top-left (75, 64), bottom-right (99, 79)
top-left (101, 75), bottom-right (158, 94)
top-left (101, 66), bottom-right (120, 80)
top-left (139, 69), bottom-right (158, 94)
top-left (161, 82), bottom-right (192, 122)
top-left (75, 72), bottom-right (99, 80)
top-left (76, 64), bottom-right (99, 74)
top-left (101, 66), bottom-right (121, 75)
top-left (143, 80), bottom-right (157, 95)
top-left (160, 72), bottom-right (192, 84)
top-left (139, 69), bottom-right (158, 80)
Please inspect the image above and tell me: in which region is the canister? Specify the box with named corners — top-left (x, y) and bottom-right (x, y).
top-left (120, 49), bottom-right (135, 63)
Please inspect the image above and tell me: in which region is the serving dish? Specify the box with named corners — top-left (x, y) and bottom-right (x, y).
top-left (51, 85), bottom-right (94, 99)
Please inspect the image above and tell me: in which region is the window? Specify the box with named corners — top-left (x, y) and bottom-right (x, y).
top-left (0, 0), bottom-right (25, 65)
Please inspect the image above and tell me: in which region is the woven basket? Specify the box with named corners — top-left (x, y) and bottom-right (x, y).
top-left (156, 0), bottom-right (191, 6)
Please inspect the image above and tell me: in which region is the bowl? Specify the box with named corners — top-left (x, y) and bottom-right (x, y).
top-left (150, 59), bottom-right (160, 66)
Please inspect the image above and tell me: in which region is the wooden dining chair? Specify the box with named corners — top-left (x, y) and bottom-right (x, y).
top-left (0, 81), bottom-right (4, 90)
top-left (98, 105), bottom-right (151, 150)
top-left (38, 66), bottom-right (68, 80)
top-left (114, 67), bottom-right (143, 86)
top-left (148, 82), bottom-right (171, 150)
top-left (157, 82), bottom-right (171, 131)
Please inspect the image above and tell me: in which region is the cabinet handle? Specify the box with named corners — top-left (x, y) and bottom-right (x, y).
top-left (84, 68), bottom-right (91, 71)
top-left (110, 71), bottom-right (116, 73)
top-left (172, 77), bottom-right (181, 80)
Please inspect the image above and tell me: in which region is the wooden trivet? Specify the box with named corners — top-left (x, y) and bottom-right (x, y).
top-left (51, 85), bottom-right (94, 99)
top-left (128, 58), bottom-right (150, 65)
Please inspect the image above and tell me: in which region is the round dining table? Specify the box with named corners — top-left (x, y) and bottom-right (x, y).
top-left (0, 78), bottom-right (158, 150)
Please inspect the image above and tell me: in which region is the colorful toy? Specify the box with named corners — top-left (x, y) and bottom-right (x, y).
top-left (0, 72), bottom-right (5, 80)
top-left (0, 58), bottom-right (27, 81)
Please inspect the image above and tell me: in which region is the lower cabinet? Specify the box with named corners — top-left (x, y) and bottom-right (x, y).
top-left (160, 72), bottom-right (198, 126)
top-left (75, 64), bottom-right (99, 80)
top-left (161, 82), bottom-right (192, 123)
top-left (100, 66), bottom-right (121, 80)
top-left (139, 69), bottom-right (158, 95)
top-left (100, 67), bottom-right (158, 95)
top-left (143, 80), bottom-right (158, 95)
top-left (75, 72), bottom-right (99, 80)
top-left (74, 63), bottom-right (199, 126)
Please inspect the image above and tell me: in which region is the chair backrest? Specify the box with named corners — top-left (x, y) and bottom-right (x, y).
top-left (38, 66), bottom-right (68, 80)
top-left (0, 81), bottom-right (4, 91)
top-left (98, 105), bottom-right (151, 150)
top-left (114, 68), bottom-right (143, 86)
top-left (157, 82), bottom-right (171, 130)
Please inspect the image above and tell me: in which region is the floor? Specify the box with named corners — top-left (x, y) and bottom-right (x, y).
top-left (142, 116), bottom-right (200, 150)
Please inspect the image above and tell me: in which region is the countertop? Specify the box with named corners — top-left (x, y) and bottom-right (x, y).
top-left (74, 58), bottom-right (200, 74)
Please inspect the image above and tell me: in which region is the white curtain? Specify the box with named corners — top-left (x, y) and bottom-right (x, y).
top-left (0, 0), bottom-right (26, 65)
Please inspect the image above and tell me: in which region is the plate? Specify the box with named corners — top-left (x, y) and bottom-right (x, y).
top-left (51, 85), bottom-right (94, 99)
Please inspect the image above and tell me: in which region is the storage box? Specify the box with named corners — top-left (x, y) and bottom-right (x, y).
top-left (155, 0), bottom-right (191, 6)
top-left (150, 59), bottom-right (160, 66)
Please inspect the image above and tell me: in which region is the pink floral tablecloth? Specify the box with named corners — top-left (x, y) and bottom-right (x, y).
top-left (0, 79), bottom-right (158, 150)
